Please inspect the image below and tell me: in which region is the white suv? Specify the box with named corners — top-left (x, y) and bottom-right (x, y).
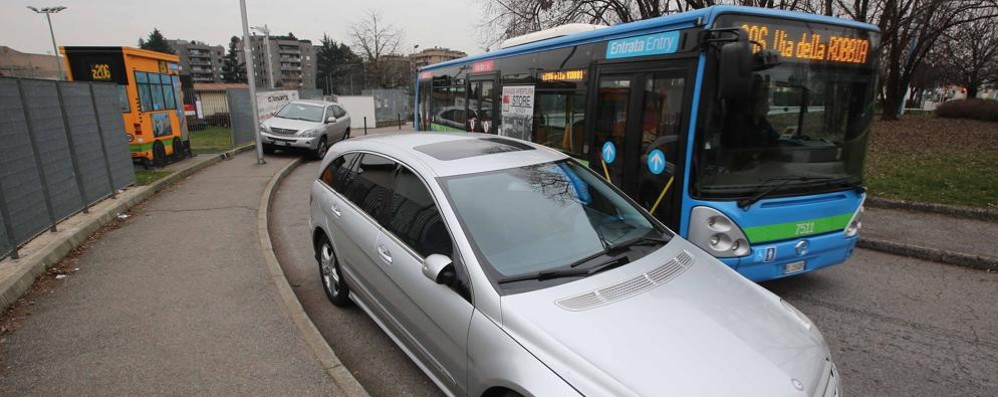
top-left (260, 100), bottom-right (351, 159)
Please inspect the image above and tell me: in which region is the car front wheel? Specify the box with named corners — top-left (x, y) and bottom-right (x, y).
top-left (312, 136), bottom-right (327, 160)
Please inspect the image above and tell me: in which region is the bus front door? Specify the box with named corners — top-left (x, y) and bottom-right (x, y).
top-left (466, 74), bottom-right (499, 134)
top-left (590, 65), bottom-right (691, 229)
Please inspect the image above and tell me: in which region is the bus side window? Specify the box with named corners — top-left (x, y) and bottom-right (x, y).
top-left (535, 91), bottom-right (586, 156)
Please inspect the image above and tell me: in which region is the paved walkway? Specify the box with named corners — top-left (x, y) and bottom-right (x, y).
top-left (0, 152), bottom-right (343, 395)
top-left (863, 206), bottom-right (998, 259)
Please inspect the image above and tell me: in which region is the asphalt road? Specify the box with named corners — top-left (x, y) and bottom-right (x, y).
top-left (272, 161), bottom-right (998, 397)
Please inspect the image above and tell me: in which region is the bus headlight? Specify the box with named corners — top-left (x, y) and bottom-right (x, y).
top-left (844, 205), bottom-right (864, 237)
top-left (689, 206), bottom-right (751, 258)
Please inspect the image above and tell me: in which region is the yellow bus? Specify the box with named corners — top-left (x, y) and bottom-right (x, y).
top-left (62, 46), bottom-right (190, 168)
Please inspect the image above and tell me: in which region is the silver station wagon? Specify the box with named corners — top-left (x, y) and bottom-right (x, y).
top-left (309, 132), bottom-right (839, 397)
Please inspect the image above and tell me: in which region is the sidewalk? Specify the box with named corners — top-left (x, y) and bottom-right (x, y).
top-left (861, 206), bottom-right (998, 268)
top-left (0, 152), bottom-right (343, 395)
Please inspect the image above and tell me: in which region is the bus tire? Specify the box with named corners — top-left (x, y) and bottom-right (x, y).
top-left (152, 141), bottom-right (167, 168)
top-left (172, 138), bottom-right (184, 159)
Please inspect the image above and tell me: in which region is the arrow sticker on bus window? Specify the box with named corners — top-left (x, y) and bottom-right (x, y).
top-left (647, 149), bottom-right (666, 174)
top-left (601, 141), bottom-right (616, 164)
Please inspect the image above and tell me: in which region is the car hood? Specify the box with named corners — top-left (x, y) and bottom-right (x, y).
top-left (263, 117), bottom-right (321, 132)
top-left (500, 239), bottom-right (831, 397)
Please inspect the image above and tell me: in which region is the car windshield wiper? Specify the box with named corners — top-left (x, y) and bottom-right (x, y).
top-left (497, 256), bottom-right (630, 285)
top-left (606, 235), bottom-right (670, 254)
top-left (737, 175), bottom-right (839, 209)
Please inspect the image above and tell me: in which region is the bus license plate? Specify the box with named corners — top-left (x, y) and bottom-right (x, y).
top-left (784, 261), bottom-right (805, 274)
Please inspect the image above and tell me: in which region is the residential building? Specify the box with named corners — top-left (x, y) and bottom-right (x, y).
top-left (167, 40), bottom-right (225, 83)
top-left (409, 47), bottom-right (467, 70)
top-left (238, 35), bottom-right (316, 89)
top-left (0, 46), bottom-right (62, 79)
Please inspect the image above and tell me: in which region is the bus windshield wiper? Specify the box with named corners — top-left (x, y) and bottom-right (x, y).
top-left (497, 257), bottom-right (630, 285)
top-left (737, 175), bottom-right (837, 209)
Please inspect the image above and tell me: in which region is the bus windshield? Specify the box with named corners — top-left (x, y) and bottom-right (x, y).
top-left (696, 16), bottom-right (878, 199)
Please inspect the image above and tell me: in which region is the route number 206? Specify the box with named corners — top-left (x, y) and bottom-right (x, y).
top-left (91, 64), bottom-right (111, 80)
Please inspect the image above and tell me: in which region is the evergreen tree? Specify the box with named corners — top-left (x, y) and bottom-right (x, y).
top-left (315, 34), bottom-right (362, 94)
top-left (138, 28), bottom-right (175, 54)
top-left (222, 36), bottom-right (247, 83)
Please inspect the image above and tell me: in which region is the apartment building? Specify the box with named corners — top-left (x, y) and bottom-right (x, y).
top-left (409, 47), bottom-right (467, 69)
top-left (167, 40), bottom-right (225, 83)
top-left (239, 35), bottom-right (316, 89)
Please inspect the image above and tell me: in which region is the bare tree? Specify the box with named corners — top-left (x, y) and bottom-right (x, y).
top-left (349, 9), bottom-right (405, 88)
top-left (936, 12), bottom-right (998, 98)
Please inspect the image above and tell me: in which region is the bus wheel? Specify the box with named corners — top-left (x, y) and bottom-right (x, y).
top-left (141, 158), bottom-right (152, 170)
top-left (172, 138), bottom-right (185, 160)
top-left (152, 141), bottom-right (167, 168)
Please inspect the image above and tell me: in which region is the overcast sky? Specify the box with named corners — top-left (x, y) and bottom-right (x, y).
top-left (3, 0), bottom-right (485, 56)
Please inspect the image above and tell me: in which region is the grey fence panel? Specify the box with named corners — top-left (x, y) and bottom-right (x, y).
top-left (91, 84), bottom-right (135, 190)
top-left (365, 89), bottom-right (410, 126)
top-left (21, 79), bottom-right (85, 220)
top-left (226, 88), bottom-right (255, 147)
top-left (60, 82), bottom-right (113, 203)
top-left (0, 80), bottom-right (53, 245)
top-left (299, 88), bottom-right (322, 100)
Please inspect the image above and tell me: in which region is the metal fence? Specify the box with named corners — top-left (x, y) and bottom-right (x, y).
top-left (0, 77), bottom-right (134, 260)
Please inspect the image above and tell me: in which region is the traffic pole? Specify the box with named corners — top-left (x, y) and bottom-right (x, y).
top-left (239, 0), bottom-right (265, 164)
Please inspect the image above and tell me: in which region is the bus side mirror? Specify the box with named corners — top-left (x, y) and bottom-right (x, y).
top-left (718, 34), bottom-right (753, 100)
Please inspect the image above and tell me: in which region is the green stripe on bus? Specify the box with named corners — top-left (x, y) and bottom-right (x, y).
top-left (742, 213), bottom-right (852, 243)
top-left (430, 123), bottom-right (464, 132)
top-left (129, 139), bottom-right (171, 152)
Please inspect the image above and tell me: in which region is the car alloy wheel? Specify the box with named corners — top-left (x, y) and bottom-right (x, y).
top-left (317, 235), bottom-right (350, 306)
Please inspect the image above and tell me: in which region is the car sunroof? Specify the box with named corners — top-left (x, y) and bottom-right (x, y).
top-left (413, 137), bottom-right (534, 161)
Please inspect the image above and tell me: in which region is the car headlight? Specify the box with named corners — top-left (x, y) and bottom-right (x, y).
top-left (844, 202), bottom-right (864, 237)
top-left (298, 129), bottom-right (317, 137)
top-left (688, 206), bottom-right (751, 257)
top-left (259, 123), bottom-right (271, 133)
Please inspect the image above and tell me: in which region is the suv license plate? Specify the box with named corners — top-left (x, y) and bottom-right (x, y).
top-left (784, 261), bottom-right (805, 274)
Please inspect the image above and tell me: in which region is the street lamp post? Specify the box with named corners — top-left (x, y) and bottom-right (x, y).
top-left (251, 24), bottom-right (274, 89)
top-left (27, 6), bottom-right (67, 80)
top-left (238, 0), bottom-right (265, 164)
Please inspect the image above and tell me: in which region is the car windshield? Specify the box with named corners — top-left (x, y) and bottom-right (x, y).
top-left (696, 16), bottom-right (879, 199)
top-left (441, 160), bottom-right (671, 289)
top-left (276, 103), bottom-right (324, 122)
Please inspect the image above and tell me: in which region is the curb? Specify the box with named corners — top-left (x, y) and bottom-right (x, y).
top-left (857, 237), bottom-right (998, 271)
top-left (257, 159), bottom-right (370, 397)
top-left (867, 196), bottom-right (998, 222)
top-left (0, 145), bottom-right (254, 312)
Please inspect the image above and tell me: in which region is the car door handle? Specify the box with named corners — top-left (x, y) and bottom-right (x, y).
top-left (377, 245), bottom-right (392, 264)
top-left (330, 203), bottom-right (341, 217)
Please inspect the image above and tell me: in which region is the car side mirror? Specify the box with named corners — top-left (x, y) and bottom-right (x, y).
top-left (326, 116), bottom-right (337, 124)
top-left (422, 254), bottom-right (455, 285)
top-left (718, 32), bottom-right (753, 100)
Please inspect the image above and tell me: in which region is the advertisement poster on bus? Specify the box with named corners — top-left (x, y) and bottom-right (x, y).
top-left (256, 90), bottom-right (300, 123)
top-left (501, 85), bottom-right (534, 141)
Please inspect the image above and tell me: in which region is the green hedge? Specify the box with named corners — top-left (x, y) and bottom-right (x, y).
top-left (935, 99), bottom-right (998, 122)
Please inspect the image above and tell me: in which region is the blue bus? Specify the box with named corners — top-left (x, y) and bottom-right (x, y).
top-left (414, 5), bottom-right (878, 282)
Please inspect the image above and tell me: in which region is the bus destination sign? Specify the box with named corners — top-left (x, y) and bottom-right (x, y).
top-left (541, 69), bottom-right (585, 82)
top-left (737, 22), bottom-right (870, 65)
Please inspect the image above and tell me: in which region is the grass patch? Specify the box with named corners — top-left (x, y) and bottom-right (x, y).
top-left (866, 117), bottom-right (998, 208)
top-left (189, 126), bottom-right (232, 154)
top-left (134, 170), bottom-right (173, 186)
